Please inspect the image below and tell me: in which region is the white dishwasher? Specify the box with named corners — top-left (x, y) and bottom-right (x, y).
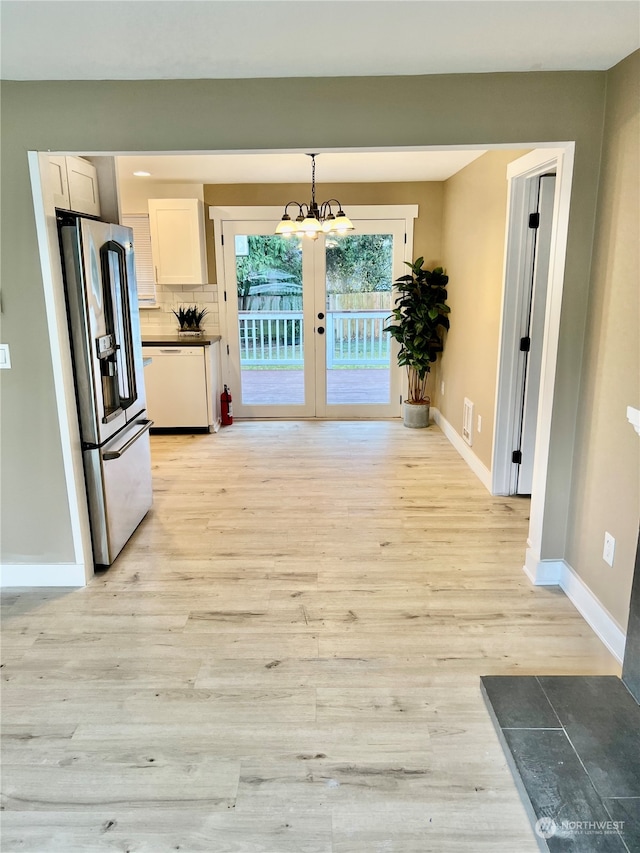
top-left (143, 346), bottom-right (210, 428)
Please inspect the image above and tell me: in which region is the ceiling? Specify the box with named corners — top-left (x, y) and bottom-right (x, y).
top-left (1, 1), bottom-right (638, 81)
top-left (116, 150), bottom-right (488, 184)
top-left (6, 1), bottom-right (636, 185)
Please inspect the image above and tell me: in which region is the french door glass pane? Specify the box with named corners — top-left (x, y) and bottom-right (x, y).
top-left (324, 233), bottom-right (393, 405)
top-left (235, 234), bottom-right (305, 405)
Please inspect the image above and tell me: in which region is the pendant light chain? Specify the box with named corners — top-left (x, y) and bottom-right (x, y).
top-left (275, 154), bottom-right (354, 238)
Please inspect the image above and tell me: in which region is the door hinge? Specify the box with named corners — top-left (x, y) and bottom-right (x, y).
top-left (226, 344), bottom-right (230, 355)
top-left (512, 450), bottom-right (522, 464)
top-left (221, 234), bottom-right (224, 245)
top-left (224, 291), bottom-right (227, 302)
top-left (529, 212), bottom-right (540, 229)
top-left (404, 232), bottom-right (407, 244)
top-left (519, 336), bottom-right (531, 352)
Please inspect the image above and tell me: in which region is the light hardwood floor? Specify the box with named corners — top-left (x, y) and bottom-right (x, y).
top-left (1, 421), bottom-right (620, 852)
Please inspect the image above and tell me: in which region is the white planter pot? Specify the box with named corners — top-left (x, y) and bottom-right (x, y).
top-left (403, 400), bottom-right (430, 429)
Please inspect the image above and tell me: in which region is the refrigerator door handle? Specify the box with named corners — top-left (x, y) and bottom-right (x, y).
top-left (100, 240), bottom-right (138, 411)
top-left (103, 419), bottom-right (153, 460)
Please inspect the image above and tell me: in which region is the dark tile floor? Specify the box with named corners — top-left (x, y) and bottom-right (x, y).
top-left (481, 675), bottom-right (640, 852)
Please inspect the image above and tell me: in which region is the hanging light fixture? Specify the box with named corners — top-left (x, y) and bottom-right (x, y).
top-left (275, 154), bottom-right (354, 238)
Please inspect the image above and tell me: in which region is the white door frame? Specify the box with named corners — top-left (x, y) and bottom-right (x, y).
top-left (210, 205), bottom-right (417, 416)
top-left (491, 147), bottom-right (575, 582)
top-left (24, 152), bottom-right (95, 585)
top-left (24, 144), bottom-right (574, 588)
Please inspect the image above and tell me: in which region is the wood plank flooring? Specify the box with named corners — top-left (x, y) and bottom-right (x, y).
top-left (1, 421), bottom-right (620, 852)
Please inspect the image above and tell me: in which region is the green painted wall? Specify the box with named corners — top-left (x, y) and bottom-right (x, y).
top-left (565, 50), bottom-right (640, 628)
top-left (0, 71), bottom-right (609, 570)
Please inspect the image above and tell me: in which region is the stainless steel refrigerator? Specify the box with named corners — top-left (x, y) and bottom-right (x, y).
top-left (59, 214), bottom-right (153, 566)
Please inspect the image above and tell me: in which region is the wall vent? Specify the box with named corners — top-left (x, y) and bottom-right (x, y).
top-left (463, 398), bottom-right (474, 446)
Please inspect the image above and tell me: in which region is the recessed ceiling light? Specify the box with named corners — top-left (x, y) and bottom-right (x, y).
top-left (133, 171), bottom-right (151, 177)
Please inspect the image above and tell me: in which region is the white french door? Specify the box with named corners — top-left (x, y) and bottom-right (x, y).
top-left (219, 211), bottom-right (412, 419)
top-left (222, 220), bottom-right (315, 417)
top-left (315, 219), bottom-right (405, 418)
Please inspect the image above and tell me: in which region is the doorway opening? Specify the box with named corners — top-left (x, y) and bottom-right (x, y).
top-left (29, 143), bottom-right (574, 585)
top-left (213, 206), bottom-right (416, 418)
top-left (490, 148), bottom-right (574, 584)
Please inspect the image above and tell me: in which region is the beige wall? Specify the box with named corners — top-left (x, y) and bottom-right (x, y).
top-left (203, 181), bottom-right (443, 332)
top-left (120, 179), bottom-right (443, 336)
top-left (437, 150), bottom-right (528, 469)
top-left (0, 71), bottom-right (609, 574)
top-left (565, 51), bottom-right (640, 628)
top-left (117, 178), bottom-right (203, 213)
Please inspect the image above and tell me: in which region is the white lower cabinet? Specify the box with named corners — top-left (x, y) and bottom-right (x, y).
top-left (143, 343), bottom-right (220, 430)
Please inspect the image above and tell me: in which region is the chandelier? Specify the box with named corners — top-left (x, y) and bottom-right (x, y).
top-left (275, 154), bottom-right (354, 238)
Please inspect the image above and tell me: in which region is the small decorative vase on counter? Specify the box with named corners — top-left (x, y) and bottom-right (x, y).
top-left (173, 306), bottom-right (208, 338)
top-left (403, 399), bottom-right (430, 429)
top-left (177, 328), bottom-right (204, 338)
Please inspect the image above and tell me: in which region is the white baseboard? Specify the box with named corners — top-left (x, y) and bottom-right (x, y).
top-left (524, 549), bottom-right (564, 585)
top-left (560, 562), bottom-right (626, 664)
top-left (0, 563), bottom-right (89, 588)
top-left (522, 554), bottom-right (626, 664)
top-left (431, 407), bottom-right (492, 493)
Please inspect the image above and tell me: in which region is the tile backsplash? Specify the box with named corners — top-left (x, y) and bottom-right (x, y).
top-left (140, 283), bottom-right (220, 334)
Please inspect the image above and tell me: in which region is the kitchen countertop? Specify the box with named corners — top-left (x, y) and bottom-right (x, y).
top-left (141, 334), bottom-right (221, 347)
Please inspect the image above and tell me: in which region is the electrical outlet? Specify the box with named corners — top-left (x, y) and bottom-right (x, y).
top-left (441, 381), bottom-right (445, 395)
top-left (603, 532), bottom-right (616, 567)
top-left (477, 415), bottom-right (482, 433)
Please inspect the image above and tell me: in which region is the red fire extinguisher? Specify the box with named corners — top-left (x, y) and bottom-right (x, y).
top-left (221, 385), bottom-right (233, 426)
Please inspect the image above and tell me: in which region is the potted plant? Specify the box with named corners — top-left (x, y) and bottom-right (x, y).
top-left (384, 258), bottom-right (450, 428)
top-left (173, 305), bottom-right (208, 337)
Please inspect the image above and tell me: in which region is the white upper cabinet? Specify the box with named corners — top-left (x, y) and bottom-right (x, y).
top-left (148, 198), bottom-right (208, 286)
top-left (49, 156), bottom-right (101, 216)
top-left (49, 156), bottom-right (70, 209)
top-left (67, 157), bottom-right (101, 217)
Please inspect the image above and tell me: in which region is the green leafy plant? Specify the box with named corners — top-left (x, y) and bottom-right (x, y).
top-left (383, 259), bottom-right (450, 404)
top-left (172, 305), bottom-right (208, 330)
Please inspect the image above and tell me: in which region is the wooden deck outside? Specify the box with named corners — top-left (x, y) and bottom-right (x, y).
top-left (241, 367), bottom-right (391, 405)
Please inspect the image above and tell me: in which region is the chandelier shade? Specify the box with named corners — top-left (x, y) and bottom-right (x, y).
top-left (275, 154), bottom-right (354, 238)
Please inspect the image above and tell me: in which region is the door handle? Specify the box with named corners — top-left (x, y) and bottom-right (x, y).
top-left (100, 240), bottom-right (137, 410)
top-left (317, 326), bottom-right (325, 335)
top-left (317, 312), bottom-right (325, 320)
top-left (103, 419), bottom-right (153, 460)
